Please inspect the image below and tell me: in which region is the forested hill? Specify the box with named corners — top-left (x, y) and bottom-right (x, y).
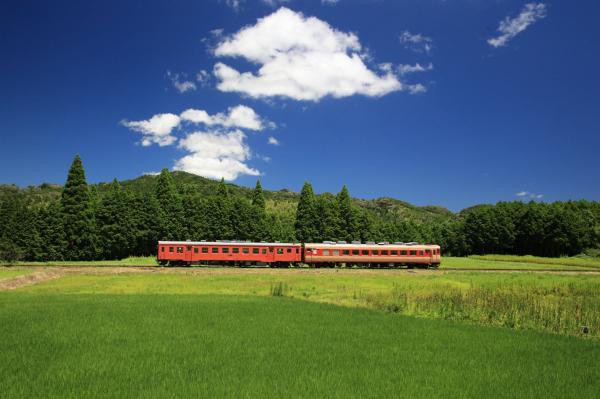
top-left (0, 170), bottom-right (454, 224)
top-left (1, 157), bottom-right (599, 262)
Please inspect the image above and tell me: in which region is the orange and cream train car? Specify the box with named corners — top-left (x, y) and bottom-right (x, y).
top-left (157, 240), bottom-right (441, 268)
top-left (304, 242), bottom-right (440, 268)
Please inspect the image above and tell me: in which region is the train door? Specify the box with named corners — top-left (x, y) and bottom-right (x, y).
top-left (185, 245), bottom-right (193, 263)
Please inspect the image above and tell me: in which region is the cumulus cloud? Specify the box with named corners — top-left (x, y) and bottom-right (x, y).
top-left (121, 113), bottom-right (180, 147)
top-left (167, 71), bottom-right (197, 93)
top-left (181, 105), bottom-right (273, 131)
top-left (399, 31), bottom-right (433, 54)
top-left (212, 7), bottom-right (403, 101)
top-left (488, 3), bottom-right (547, 48)
top-left (267, 136), bottom-right (280, 145)
top-left (122, 105), bottom-right (273, 180)
top-left (175, 130), bottom-right (259, 180)
top-left (398, 62), bottom-right (433, 75)
top-left (516, 191), bottom-right (544, 200)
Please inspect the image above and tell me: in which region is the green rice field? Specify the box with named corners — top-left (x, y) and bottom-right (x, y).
top-left (1, 293), bottom-right (599, 398)
top-left (1, 265), bottom-right (600, 397)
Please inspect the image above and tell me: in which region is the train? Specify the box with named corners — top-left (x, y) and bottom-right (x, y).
top-left (157, 240), bottom-right (441, 268)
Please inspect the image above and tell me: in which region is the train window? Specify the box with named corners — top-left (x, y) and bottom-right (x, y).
top-left (391, 250), bottom-right (398, 255)
top-left (233, 248), bottom-right (239, 254)
top-left (202, 247), bottom-right (208, 253)
top-left (372, 250), bottom-right (379, 256)
top-left (169, 247), bottom-right (174, 253)
top-left (362, 250), bottom-right (369, 255)
top-left (342, 250), bottom-right (349, 255)
top-left (222, 248), bottom-right (229, 254)
top-left (262, 249), bottom-right (267, 254)
top-left (400, 250), bottom-right (407, 255)
top-left (323, 249), bottom-right (330, 255)
top-left (253, 248), bottom-right (259, 254)
top-left (194, 248), bottom-right (198, 254)
top-left (409, 250), bottom-right (416, 256)
top-left (243, 248), bottom-right (249, 254)
top-left (212, 247), bottom-right (219, 253)
top-left (419, 251), bottom-right (424, 256)
top-left (352, 250), bottom-right (359, 255)
top-left (277, 248), bottom-right (283, 254)
top-left (161, 247), bottom-right (165, 252)
top-left (425, 249), bottom-right (431, 255)
top-left (333, 250), bottom-right (340, 256)
top-left (286, 248), bottom-right (291, 253)
top-left (187, 246), bottom-right (192, 252)
top-left (381, 250), bottom-right (389, 256)
top-left (177, 247), bottom-right (183, 253)
top-left (438, 249), bottom-right (441, 255)
top-left (269, 248), bottom-right (274, 253)
top-left (295, 249), bottom-right (299, 254)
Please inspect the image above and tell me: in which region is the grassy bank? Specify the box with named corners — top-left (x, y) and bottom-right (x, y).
top-left (466, 254), bottom-right (600, 269)
top-left (1, 293), bottom-right (599, 398)
top-left (17, 269), bottom-right (600, 338)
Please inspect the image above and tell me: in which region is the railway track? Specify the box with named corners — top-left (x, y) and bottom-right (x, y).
top-left (5, 265), bottom-right (600, 274)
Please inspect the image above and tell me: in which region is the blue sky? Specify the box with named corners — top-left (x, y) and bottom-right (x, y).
top-left (1, 0), bottom-right (599, 211)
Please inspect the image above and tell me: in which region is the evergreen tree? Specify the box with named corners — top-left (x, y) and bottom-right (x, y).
top-left (37, 201), bottom-right (66, 261)
top-left (295, 182), bottom-right (319, 242)
top-left (155, 168), bottom-right (185, 240)
top-left (61, 155), bottom-right (97, 260)
top-left (337, 185), bottom-right (359, 241)
top-left (251, 180), bottom-right (267, 240)
top-left (316, 193), bottom-right (341, 241)
top-left (96, 179), bottom-right (134, 259)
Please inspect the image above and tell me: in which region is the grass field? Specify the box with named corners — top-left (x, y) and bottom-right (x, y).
top-left (13, 268), bottom-right (600, 338)
top-left (0, 269), bottom-right (35, 280)
top-left (7, 254), bottom-right (600, 270)
top-left (1, 293), bottom-right (599, 398)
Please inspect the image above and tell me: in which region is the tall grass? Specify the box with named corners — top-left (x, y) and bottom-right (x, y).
top-left (467, 254), bottom-right (600, 269)
top-left (362, 282), bottom-right (600, 337)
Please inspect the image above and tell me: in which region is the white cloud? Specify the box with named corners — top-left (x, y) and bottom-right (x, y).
top-left (212, 7), bottom-right (403, 101)
top-left (262, 0), bottom-right (290, 6)
top-left (268, 136), bottom-right (280, 145)
top-left (175, 130), bottom-right (259, 180)
top-left (516, 191), bottom-right (544, 200)
top-left (223, 0), bottom-right (243, 12)
top-left (121, 113), bottom-right (180, 147)
top-left (167, 71), bottom-right (197, 93)
top-left (407, 84), bottom-right (427, 95)
top-left (399, 31), bottom-right (433, 54)
top-left (322, 0), bottom-right (339, 4)
top-left (180, 105), bottom-right (272, 131)
top-left (398, 62), bottom-right (433, 75)
top-left (196, 70), bottom-right (210, 86)
top-left (123, 106), bottom-right (270, 180)
top-left (488, 3), bottom-right (547, 48)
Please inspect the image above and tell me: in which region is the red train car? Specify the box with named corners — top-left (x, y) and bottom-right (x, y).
top-left (157, 240), bottom-right (441, 268)
top-left (157, 241), bottom-right (302, 266)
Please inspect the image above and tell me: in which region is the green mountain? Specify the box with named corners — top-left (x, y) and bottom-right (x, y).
top-left (0, 171), bottom-right (455, 225)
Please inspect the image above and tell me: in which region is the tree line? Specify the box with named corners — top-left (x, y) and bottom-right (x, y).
top-left (0, 155), bottom-right (598, 262)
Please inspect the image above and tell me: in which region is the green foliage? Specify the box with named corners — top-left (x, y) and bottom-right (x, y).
top-left (295, 182), bottom-right (319, 242)
top-left (0, 157), bottom-right (599, 260)
top-left (61, 155), bottom-right (97, 260)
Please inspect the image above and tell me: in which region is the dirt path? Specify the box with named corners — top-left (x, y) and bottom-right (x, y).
top-left (0, 271), bottom-right (63, 290)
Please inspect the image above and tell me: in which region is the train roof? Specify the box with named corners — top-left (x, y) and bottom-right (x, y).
top-left (304, 242), bottom-right (440, 249)
top-left (158, 241), bottom-right (301, 247)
